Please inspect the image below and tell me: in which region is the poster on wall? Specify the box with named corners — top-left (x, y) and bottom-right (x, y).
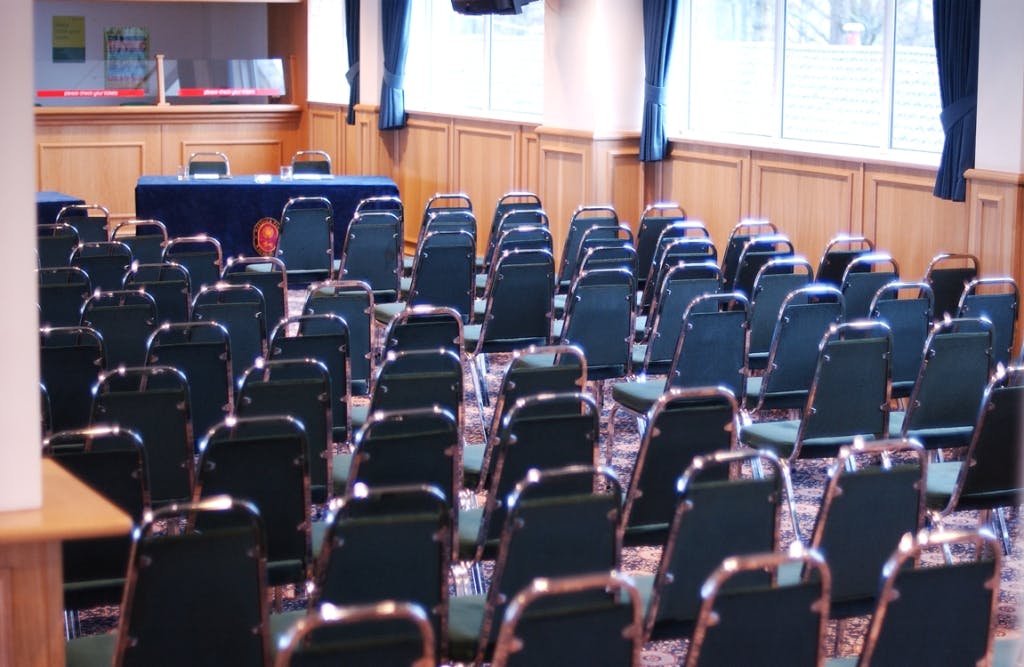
top-left (104, 26), bottom-right (150, 89)
top-left (52, 16), bottom-right (85, 63)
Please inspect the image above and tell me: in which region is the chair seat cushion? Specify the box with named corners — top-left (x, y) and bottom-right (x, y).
top-left (740, 420), bottom-right (868, 460)
top-left (457, 506), bottom-right (484, 561)
top-left (925, 460), bottom-right (1020, 510)
top-left (373, 301), bottom-right (406, 325)
top-left (311, 519), bottom-right (329, 556)
top-left (66, 632), bottom-right (116, 667)
top-left (351, 404), bottom-right (369, 429)
top-left (268, 609), bottom-right (305, 657)
top-left (463, 442), bottom-right (485, 476)
top-left (332, 452), bottom-right (354, 495)
top-left (887, 411), bottom-right (975, 449)
top-left (611, 379), bottom-right (666, 415)
top-left (447, 594), bottom-right (486, 662)
top-left (463, 324), bottom-right (482, 349)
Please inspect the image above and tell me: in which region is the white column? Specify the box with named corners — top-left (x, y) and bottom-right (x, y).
top-left (975, 0), bottom-right (1024, 174)
top-left (359, 0), bottom-right (383, 108)
top-left (0, 0), bottom-right (41, 510)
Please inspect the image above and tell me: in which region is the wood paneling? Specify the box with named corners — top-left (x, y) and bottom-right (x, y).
top-left (308, 105), bottom-right (343, 168)
top-left (537, 136), bottom-right (590, 257)
top-left (393, 118), bottom-right (451, 245)
top-left (37, 141), bottom-right (147, 221)
top-left (662, 146), bottom-right (747, 247)
top-left (596, 141), bottom-right (644, 231)
top-left (454, 121), bottom-right (522, 253)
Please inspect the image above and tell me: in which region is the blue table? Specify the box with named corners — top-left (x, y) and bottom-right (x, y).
top-left (134, 175), bottom-right (400, 259)
top-left (37, 191), bottom-right (85, 224)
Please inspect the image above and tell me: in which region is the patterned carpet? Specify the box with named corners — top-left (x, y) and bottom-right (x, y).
top-left (75, 295), bottom-right (1021, 664)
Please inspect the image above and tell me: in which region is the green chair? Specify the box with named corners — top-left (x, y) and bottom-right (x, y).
top-left (187, 150), bottom-right (231, 178)
top-left (221, 255), bottom-right (289, 333)
top-left (163, 234), bottom-right (223, 293)
top-left (924, 251), bottom-right (979, 319)
top-left (70, 240), bottom-right (132, 292)
top-left (40, 325), bottom-right (104, 433)
top-left (635, 231), bottom-right (714, 326)
top-left (684, 547), bottom-right (831, 667)
top-left (489, 571), bottom-right (643, 667)
top-left (839, 252), bottom-right (900, 320)
top-left (719, 218), bottom-right (777, 293)
top-left (276, 196), bottom-right (334, 285)
top-left (111, 219), bottom-right (168, 266)
top-left (477, 191), bottom-right (544, 275)
top-left (957, 276), bottom-right (1019, 368)
top-left (290, 149), bottom-right (332, 176)
top-left (301, 279), bottom-right (374, 396)
top-left (37, 265), bottom-right (91, 327)
top-left (556, 204), bottom-right (621, 292)
top-left (192, 282), bottom-right (267, 386)
top-left (815, 233), bottom-right (874, 288)
top-left (474, 222), bottom-right (553, 297)
top-left (338, 199), bottom-right (404, 304)
top-left (37, 222), bottom-right (81, 268)
top-left (56, 202), bottom-right (110, 245)
top-left (65, 496), bottom-right (271, 667)
top-left (868, 280), bottom-right (933, 399)
top-left (80, 289), bottom-right (158, 369)
top-left (731, 233), bottom-right (795, 302)
top-left (405, 196), bottom-right (476, 277)
top-left (746, 255), bottom-right (814, 371)
top-left (634, 201), bottom-right (689, 293)
top-left (124, 262), bottom-right (192, 325)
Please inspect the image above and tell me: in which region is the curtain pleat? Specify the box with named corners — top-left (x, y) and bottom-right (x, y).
top-left (345, 0), bottom-right (360, 125)
top-left (639, 0), bottom-right (679, 162)
top-left (379, 0), bottom-right (412, 131)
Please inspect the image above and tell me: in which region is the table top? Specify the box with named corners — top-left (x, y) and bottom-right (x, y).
top-left (137, 174), bottom-right (398, 188)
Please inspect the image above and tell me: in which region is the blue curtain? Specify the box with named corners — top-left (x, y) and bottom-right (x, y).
top-left (345, 0), bottom-right (360, 125)
top-left (932, 0), bottom-right (980, 201)
top-left (639, 0), bottom-right (679, 162)
top-left (379, 0), bottom-right (412, 131)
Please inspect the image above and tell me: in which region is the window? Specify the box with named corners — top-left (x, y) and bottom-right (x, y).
top-left (307, 0), bottom-right (349, 104)
top-left (405, 1), bottom-right (544, 118)
top-left (670, 0), bottom-right (943, 155)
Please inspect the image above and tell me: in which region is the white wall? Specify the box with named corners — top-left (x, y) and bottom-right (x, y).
top-left (0, 0), bottom-right (41, 511)
top-left (976, 0), bottom-right (1024, 173)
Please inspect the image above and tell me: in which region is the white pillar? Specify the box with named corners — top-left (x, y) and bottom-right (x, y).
top-left (359, 1), bottom-right (383, 108)
top-left (0, 0), bottom-right (41, 511)
top-left (975, 0), bottom-right (1024, 174)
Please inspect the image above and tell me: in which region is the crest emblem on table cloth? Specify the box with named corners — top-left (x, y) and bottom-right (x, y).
top-left (253, 217), bottom-right (280, 256)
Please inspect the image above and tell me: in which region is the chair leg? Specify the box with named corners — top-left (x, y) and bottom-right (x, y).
top-left (474, 354), bottom-right (491, 408)
top-left (994, 507), bottom-right (1013, 555)
top-left (467, 353), bottom-right (490, 433)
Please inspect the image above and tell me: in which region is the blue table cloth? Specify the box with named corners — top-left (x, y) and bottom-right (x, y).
top-left (37, 191), bottom-right (85, 225)
top-left (134, 175), bottom-right (400, 259)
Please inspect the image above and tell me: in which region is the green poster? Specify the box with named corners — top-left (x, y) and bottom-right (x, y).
top-left (52, 16), bottom-right (85, 63)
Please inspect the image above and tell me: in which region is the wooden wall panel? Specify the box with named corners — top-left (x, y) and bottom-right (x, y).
top-left (392, 118), bottom-right (452, 246)
top-left (538, 137), bottom-right (590, 259)
top-left (866, 168), bottom-right (968, 281)
top-left (752, 155), bottom-right (860, 262)
top-left (598, 143), bottom-right (644, 231)
top-left (453, 121), bottom-right (521, 254)
top-left (37, 142), bottom-right (148, 221)
top-left (662, 146), bottom-right (747, 247)
top-left (307, 105), bottom-right (343, 169)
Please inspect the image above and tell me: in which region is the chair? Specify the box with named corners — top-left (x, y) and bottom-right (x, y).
top-left (37, 222), bottom-right (80, 268)
top-left (634, 202), bottom-right (688, 290)
top-left (926, 365), bottom-right (1024, 554)
top-left (730, 233), bottom-right (796, 300)
top-left (70, 240), bottom-right (133, 292)
top-left (111, 219), bottom-right (168, 265)
top-left (273, 601), bottom-right (436, 667)
top-left (684, 548), bottom-right (830, 667)
top-left (839, 251), bottom-right (900, 320)
top-left (475, 222), bottom-right (553, 296)
top-left (337, 200), bottom-right (403, 303)
top-left (478, 191), bottom-right (544, 270)
top-left (887, 316), bottom-right (994, 450)
top-left (221, 255), bottom-right (289, 334)
top-left (406, 193), bottom-right (476, 275)
top-left (290, 483), bottom-right (451, 662)
top-left (40, 326), bottom-right (104, 433)
top-left (957, 276), bottom-right (1019, 368)
top-left (80, 290), bottom-right (158, 368)
top-left (56, 203), bottom-right (110, 245)
top-left (747, 256), bottom-right (814, 370)
top-left (619, 387), bottom-right (741, 548)
top-left (556, 204), bottom-right (620, 290)
top-left (89, 365), bottom-right (194, 508)
top-left (378, 304), bottom-right (465, 359)
top-left (636, 448), bottom-right (795, 641)
top-left (489, 571), bottom-right (643, 667)
top-left (187, 150), bottom-right (231, 178)
top-left (37, 266), bottom-right (91, 328)
top-left (301, 279), bottom-right (374, 396)
top-left (459, 392), bottom-right (600, 562)
top-left (744, 283), bottom-right (845, 413)
top-left (740, 320), bottom-right (892, 464)
top-left (830, 528), bottom-right (1003, 667)
top-left (123, 261), bottom-right (192, 324)
top-left (64, 497), bottom-right (270, 667)
top-left (191, 282), bottom-right (267, 385)
top-left (235, 358), bottom-right (333, 504)
top-left (145, 321), bottom-right (233, 441)
top-left (924, 251), bottom-right (980, 319)
top-left (163, 234), bottom-right (223, 292)
top-left (275, 196), bottom-right (334, 284)
top-left (44, 426), bottom-right (149, 624)
top-left (446, 465), bottom-right (623, 666)
top-left (464, 247), bottom-right (556, 405)
top-left (868, 280), bottom-right (933, 399)
top-left (195, 415), bottom-right (312, 588)
top-left (720, 218), bottom-right (777, 292)
top-left (815, 234), bottom-right (874, 288)
top-left (290, 149), bottom-right (332, 176)
top-left (636, 229), bottom-right (715, 321)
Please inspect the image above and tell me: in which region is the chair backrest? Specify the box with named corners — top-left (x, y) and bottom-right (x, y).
top-left (558, 267), bottom-right (636, 380)
top-left (56, 203), bottom-right (110, 244)
top-left (856, 528), bottom-right (1001, 667)
top-left (145, 321), bottom-right (232, 441)
top-left (221, 255), bottom-right (289, 332)
top-left (732, 233), bottom-right (795, 299)
top-left (235, 358), bottom-right (333, 504)
top-left (274, 601), bottom-right (436, 667)
top-left (477, 465), bottom-right (623, 665)
top-left (747, 256), bottom-right (814, 365)
top-left (490, 571), bottom-right (643, 667)
top-left (40, 326), bottom-right (104, 433)
top-left (37, 265), bottom-right (91, 327)
top-left (81, 289), bottom-right (158, 368)
top-left (472, 247), bottom-right (556, 353)
top-left (163, 234), bottom-right (223, 292)
top-left (111, 219), bottom-right (169, 265)
top-left (635, 202), bottom-right (688, 287)
top-left (366, 347), bottom-right (464, 427)
top-left (276, 196), bottom-right (334, 281)
top-left (807, 437), bottom-right (927, 614)
top-left (575, 230), bottom-right (637, 278)
top-left (421, 192), bottom-right (473, 229)
top-left (290, 149), bottom-right (332, 175)
top-left (667, 292), bottom-right (749, 402)
top-left (312, 483), bottom-right (450, 660)
top-left (816, 234), bottom-right (874, 287)
top-left (638, 232), bottom-right (716, 316)
top-left (269, 313), bottom-right (351, 444)
top-left (485, 191), bottom-right (543, 258)
top-left (684, 548), bottom-right (830, 667)
top-left (557, 204), bottom-right (620, 286)
top-left (840, 252), bottom-right (900, 320)
top-left (90, 365), bottom-right (194, 507)
top-left (37, 222), bottom-right (80, 268)
top-left (720, 219), bottom-right (777, 292)
top-left (302, 279), bottom-right (374, 396)
top-left (187, 150), bottom-right (231, 178)
top-left (111, 497), bottom-right (270, 667)
top-left (70, 240), bottom-right (133, 292)
top-left (124, 261), bottom-right (193, 324)
top-left (339, 209), bottom-right (402, 303)
top-left (869, 280), bottom-right (934, 397)
top-left (621, 386), bottom-right (740, 547)
top-left (925, 251), bottom-right (980, 319)
top-left (484, 223), bottom-right (554, 281)
top-left (196, 415), bottom-right (312, 587)
top-left (380, 304), bottom-right (464, 357)
top-left (957, 276), bottom-right (1019, 368)
top-left (191, 282), bottom-right (267, 385)
top-left (644, 448), bottom-right (792, 640)
top-left (406, 228), bottom-right (476, 321)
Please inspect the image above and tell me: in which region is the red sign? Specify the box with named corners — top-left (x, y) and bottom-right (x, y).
top-left (177, 88), bottom-right (282, 97)
top-left (37, 89), bottom-right (145, 98)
